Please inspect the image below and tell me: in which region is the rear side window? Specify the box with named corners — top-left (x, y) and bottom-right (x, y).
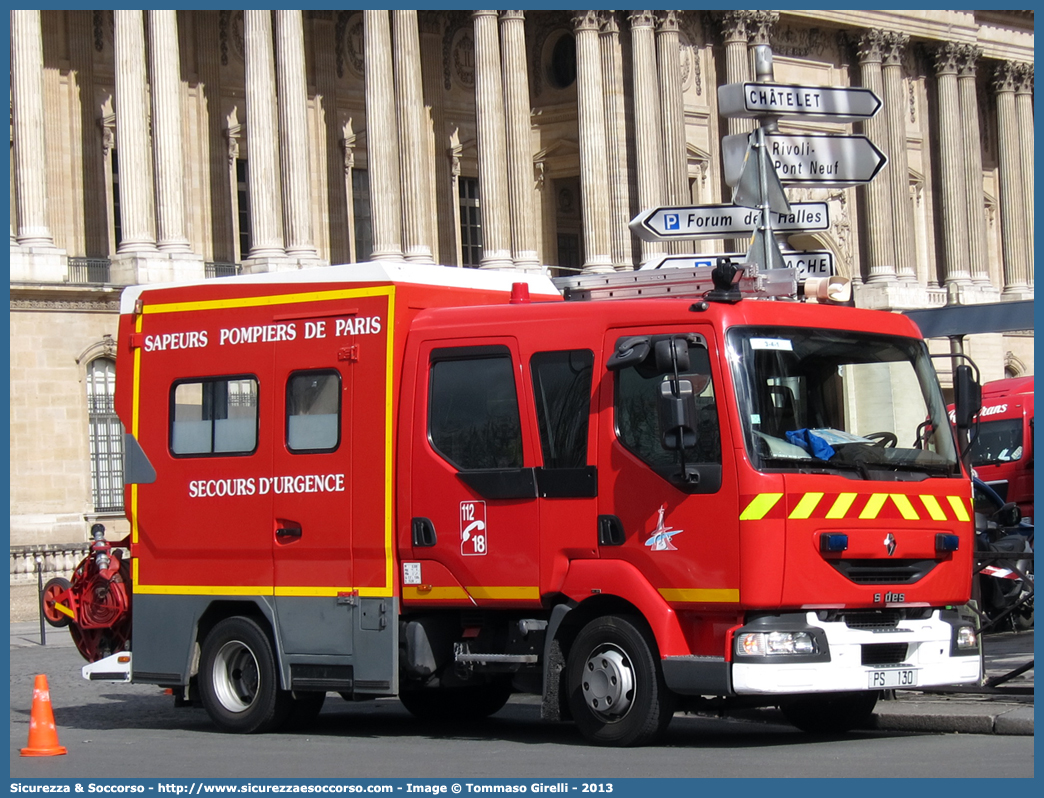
top-left (171, 376), bottom-right (258, 456)
top-left (530, 349), bottom-right (594, 468)
top-left (429, 346), bottom-right (523, 470)
top-left (287, 370), bottom-right (341, 453)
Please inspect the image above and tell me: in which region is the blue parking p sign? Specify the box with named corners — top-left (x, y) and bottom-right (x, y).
top-left (665, 213), bottom-right (680, 230)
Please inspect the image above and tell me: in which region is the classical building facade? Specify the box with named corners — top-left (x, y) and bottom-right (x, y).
top-left (8, 10), bottom-right (1034, 613)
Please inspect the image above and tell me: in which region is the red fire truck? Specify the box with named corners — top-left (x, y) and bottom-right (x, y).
top-left (961, 376), bottom-right (1034, 524)
top-left (47, 261), bottom-right (982, 746)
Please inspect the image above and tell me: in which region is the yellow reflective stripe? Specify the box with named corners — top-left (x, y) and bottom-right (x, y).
top-left (859, 493), bottom-right (888, 519)
top-left (890, 494), bottom-right (920, 521)
top-left (920, 494), bottom-right (948, 521)
top-left (740, 493), bottom-right (783, 520)
top-left (53, 602), bottom-right (76, 620)
top-left (466, 586), bottom-right (540, 601)
top-left (826, 493), bottom-right (858, 519)
top-left (948, 495), bottom-right (971, 522)
top-left (403, 586), bottom-right (470, 601)
top-left (659, 588), bottom-right (740, 603)
top-left (789, 492), bottom-right (824, 519)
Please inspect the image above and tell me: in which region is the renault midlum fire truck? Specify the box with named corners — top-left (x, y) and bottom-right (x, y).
top-left (49, 261), bottom-right (982, 746)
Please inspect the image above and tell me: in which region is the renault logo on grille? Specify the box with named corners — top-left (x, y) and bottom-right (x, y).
top-left (884, 533), bottom-right (897, 557)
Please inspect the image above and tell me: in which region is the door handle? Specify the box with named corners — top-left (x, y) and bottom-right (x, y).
top-left (276, 526), bottom-right (302, 539)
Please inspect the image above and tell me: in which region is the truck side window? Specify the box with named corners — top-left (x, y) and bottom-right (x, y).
top-left (286, 370), bottom-right (341, 453)
top-left (429, 347), bottom-right (523, 470)
top-left (530, 349), bottom-right (594, 468)
top-left (615, 344), bottom-right (721, 467)
top-left (170, 377), bottom-right (258, 456)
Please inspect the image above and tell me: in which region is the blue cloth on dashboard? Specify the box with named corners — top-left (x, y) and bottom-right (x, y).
top-left (785, 429), bottom-right (836, 460)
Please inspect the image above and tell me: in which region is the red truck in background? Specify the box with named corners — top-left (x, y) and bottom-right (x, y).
top-left (44, 261), bottom-right (983, 747)
top-left (961, 376), bottom-right (1034, 524)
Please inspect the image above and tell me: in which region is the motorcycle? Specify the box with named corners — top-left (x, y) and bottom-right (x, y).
top-left (973, 477), bottom-right (1034, 633)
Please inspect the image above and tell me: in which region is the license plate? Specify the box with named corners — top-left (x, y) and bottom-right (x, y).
top-left (868, 668), bottom-right (918, 688)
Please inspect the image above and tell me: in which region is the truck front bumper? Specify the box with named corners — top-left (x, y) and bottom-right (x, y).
top-left (730, 609), bottom-right (981, 695)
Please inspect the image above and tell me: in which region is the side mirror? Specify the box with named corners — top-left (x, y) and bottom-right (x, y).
top-left (659, 379), bottom-right (697, 450)
top-left (654, 338), bottom-right (690, 374)
top-left (953, 364), bottom-right (982, 429)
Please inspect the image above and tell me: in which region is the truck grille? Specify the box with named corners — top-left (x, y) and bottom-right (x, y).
top-left (841, 610), bottom-right (902, 629)
top-left (831, 559), bottom-right (936, 585)
top-left (861, 643), bottom-right (909, 666)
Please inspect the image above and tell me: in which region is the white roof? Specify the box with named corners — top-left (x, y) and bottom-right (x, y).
top-left (120, 261), bottom-right (562, 314)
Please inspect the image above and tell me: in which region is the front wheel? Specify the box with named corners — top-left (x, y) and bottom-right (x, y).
top-left (779, 690), bottom-right (880, 734)
top-left (566, 615), bottom-right (675, 747)
top-left (198, 616), bottom-right (291, 733)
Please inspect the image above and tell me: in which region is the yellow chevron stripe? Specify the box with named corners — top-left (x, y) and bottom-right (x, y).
top-left (890, 494), bottom-right (920, 520)
top-left (403, 586), bottom-right (470, 601)
top-left (920, 494), bottom-right (948, 521)
top-left (740, 493), bottom-right (783, 520)
top-left (948, 495), bottom-right (971, 522)
top-left (859, 493), bottom-right (888, 519)
top-left (826, 492), bottom-right (858, 519)
top-left (465, 585), bottom-right (540, 601)
top-left (790, 492), bottom-right (824, 519)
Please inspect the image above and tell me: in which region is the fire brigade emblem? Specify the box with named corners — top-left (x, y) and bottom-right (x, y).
top-left (645, 504), bottom-right (682, 551)
top-left (884, 533), bottom-right (897, 557)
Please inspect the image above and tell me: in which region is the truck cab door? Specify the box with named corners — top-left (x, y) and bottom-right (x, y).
top-left (406, 339), bottom-right (542, 608)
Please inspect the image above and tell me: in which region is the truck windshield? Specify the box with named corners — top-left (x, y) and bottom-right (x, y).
top-left (969, 418), bottom-right (1023, 466)
top-left (726, 326), bottom-right (960, 479)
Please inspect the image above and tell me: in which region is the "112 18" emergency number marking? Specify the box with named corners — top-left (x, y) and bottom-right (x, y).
top-left (460, 501), bottom-right (487, 556)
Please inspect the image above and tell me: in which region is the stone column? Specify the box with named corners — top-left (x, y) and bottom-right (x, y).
top-left (993, 62), bottom-right (1030, 298)
top-left (114, 10), bottom-right (156, 252)
top-left (393, 10), bottom-right (434, 263)
top-left (274, 10), bottom-right (318, 261)
top-left (574, 10), bottom-right (612, 273)
top-left (628, 11), bottom-right (663, 264)
top-left (420, 12), bottom-right (455, 266)
top-left (364, 10), bottom-right (403, 261)
top-left (148, 10), bottom-right (190, 252)
top-left (600, 12), bottom-right (632, 270)
top-left (656, 12), bottom-right (686, 207)
top-left (719, 12), bottom-right (754, 138)
top-left (472, 10), bottom-right (512, 269)
top-left (1014, 64), bottom-right (1034, 278)
top-left (956, 45), bottom-right (992, 289)
top-left (500, 11), bottom-right (539, 271)
top-left (243, 10), bottom-right (285, 261)
top-left (932, 43), bottom-right (971, 294)
top-left (10, 10), bottom-right (55, 249)
top-left (857, 30), bottom-right (895, 283)
top-left (881, 33), bottom-right (915, 281)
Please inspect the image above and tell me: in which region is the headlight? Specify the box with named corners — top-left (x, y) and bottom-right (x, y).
top-left (736, 631), bottom-right (816, 657)
top-left (956, 626), bottom-right (977, 650)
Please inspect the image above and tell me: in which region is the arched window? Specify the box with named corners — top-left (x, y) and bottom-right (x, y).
top-left (86, 358), bottom-right (124, 513)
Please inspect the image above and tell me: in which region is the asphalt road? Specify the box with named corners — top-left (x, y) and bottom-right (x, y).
top-left (9, 642), bottom-right (1034, 780)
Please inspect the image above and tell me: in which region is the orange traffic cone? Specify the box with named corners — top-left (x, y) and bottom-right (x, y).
top-left (20, 674), bottom-right (67, 756)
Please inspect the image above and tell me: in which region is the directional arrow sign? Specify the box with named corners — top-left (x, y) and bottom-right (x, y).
top-left (629, 202), bottom-right (829, 241)
top-left (642, 251), bottom-right (835, 280)
top-left (724, 133), bottom-right (887, 188)
top-left (718, 81), bottom-right (882, 123)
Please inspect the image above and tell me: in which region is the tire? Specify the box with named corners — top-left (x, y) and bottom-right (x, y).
top-left (779, 690), bottom-right (880, 734)
top-left (198, 616), bottom-right (291, 733)
top-left (565, 615), bottom-right (675, 747)
top-left (41, 577), bottom-right (72, 628)
top-left (399, 679), bottom-right (512, 722)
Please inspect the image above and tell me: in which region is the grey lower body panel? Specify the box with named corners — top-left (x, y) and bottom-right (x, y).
top-left (129, 593), bottom-right (398, 696)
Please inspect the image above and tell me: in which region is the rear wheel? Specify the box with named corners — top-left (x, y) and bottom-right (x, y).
top-left (41, 577), bottom-right (72, 628)
top-left (399, 679), bottom-right (512, 721)
top-left (566, 615), bottom-right (675, 747)
top-left (198, 616), bottom-right (291, 733)
top-left (779, 690), bottom-right (880, 734)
